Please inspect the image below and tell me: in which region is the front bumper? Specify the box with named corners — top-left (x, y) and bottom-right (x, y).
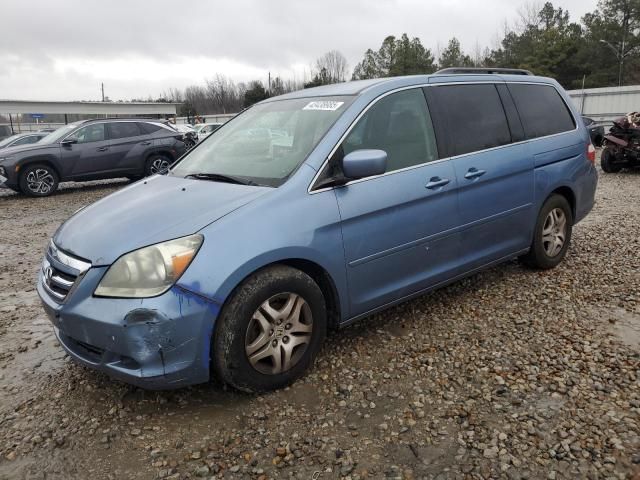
top-left (37, 258), bottom-right (220, 390)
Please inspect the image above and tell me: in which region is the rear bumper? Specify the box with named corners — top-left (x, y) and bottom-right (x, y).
top-left (37, 266), bottom-right (220, 390)
top-left (575, 164), bottom-right (598, 224)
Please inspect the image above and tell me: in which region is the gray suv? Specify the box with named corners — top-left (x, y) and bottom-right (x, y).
top-left (0, 119), bottom-right (187, 196)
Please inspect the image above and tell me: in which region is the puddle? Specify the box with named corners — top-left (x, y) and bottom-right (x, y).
top-left (607, 307), bottom-right (640, 350)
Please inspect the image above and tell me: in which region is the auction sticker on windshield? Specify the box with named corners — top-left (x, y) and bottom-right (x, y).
top-left (303, 101), bottom-right (344, 111)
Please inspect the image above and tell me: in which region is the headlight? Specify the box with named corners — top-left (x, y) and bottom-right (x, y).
top-left (94, 234), bottom-right (203, 298)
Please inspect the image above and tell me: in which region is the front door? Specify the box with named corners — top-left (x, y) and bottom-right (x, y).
top-left (325, 88), bottom-right (461, 318)
top-left (60, 123), bottom-right (112, 178)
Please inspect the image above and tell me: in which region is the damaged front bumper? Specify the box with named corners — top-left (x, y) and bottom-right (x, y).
top-left (37, 265), bottom-right (220, 389)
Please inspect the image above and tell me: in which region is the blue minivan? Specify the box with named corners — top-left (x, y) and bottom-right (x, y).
top-left (37, 70), bottom-right (598, 392)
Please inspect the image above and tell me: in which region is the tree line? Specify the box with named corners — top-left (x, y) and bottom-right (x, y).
top-left (159, 0), bottom-right (638, 116)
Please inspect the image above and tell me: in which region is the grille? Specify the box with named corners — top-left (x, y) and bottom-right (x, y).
top-left (41, 241), bottom-right (91, 302)
top-left (42, 258), bottom-right (77, 300)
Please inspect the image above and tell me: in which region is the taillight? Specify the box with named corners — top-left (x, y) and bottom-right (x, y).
top-left (587, 143), bottom-right (596, 165)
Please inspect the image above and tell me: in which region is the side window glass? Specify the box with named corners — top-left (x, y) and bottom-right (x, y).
top-left (72, 124), bottom-right (105, 144)
top-left (15, 137), bottom-right (34, 146)
top-left (333, 88), bottom-right (438, 174)
top-left (433, 84), bottom-right (511, 156)
top-left (509, 84), bottom-right (576, 139)
top-left (108, 122), bottom-right (141, 139)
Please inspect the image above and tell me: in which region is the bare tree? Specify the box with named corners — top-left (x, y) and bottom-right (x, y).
top-left (314, 50), bottom-right (349, 83)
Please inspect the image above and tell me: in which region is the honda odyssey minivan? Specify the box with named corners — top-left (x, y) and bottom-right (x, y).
top-left (37, 70), bottom-right (598, 392)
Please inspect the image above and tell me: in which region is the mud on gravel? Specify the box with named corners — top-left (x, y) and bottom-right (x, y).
top-left (0, 168), bottom-right (639, 480)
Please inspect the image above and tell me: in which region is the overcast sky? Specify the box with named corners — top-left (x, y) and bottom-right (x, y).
top-left (1, 0), bottom-right (598, 101)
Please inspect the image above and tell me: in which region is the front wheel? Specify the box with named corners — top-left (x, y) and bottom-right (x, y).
top-left (19, 164), bottom-right (59, 197)
top-left (521, 194), bottom-right (573, 270)
top-left (212, 265), bottom-right (327, 393)
top-left (601, 147), bottom-right (622, 173)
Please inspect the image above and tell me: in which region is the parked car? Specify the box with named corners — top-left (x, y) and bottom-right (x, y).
top-left (0, 132), bottom-right (48, 150)
top-left (582, 116), bottom-right (604, 146)
top-left (193, 122), bottom-right (223, 141)
top-left (37, 71), bottom-right (597, 392)
top-left (167, 123), bottom-right (198, 149)
top-left (0, 125), bottom-right (13, 141)
top-left (0, 119), bottom-right (186, 196)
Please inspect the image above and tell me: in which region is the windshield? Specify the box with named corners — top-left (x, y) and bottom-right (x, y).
top-left (171, 96), bottom-right (353, 187)
top-left (39, 124), bottom-right (79, 144)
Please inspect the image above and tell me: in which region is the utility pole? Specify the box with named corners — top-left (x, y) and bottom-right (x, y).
top-left (101, 83), bottom-right (105, 102)
top-left (268, 72), bottom-right (271, 96)
top-left (599, 39), bottom-right (640, 87)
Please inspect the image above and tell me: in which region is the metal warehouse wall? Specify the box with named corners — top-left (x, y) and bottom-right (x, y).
top-left (568, 85), bottom-right (640, 122)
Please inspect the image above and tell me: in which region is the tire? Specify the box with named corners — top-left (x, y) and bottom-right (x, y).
top-left (212, 265), bottom-right (327, 393)
top-left (19, 164), bottom-right (59, 197)
top-left (144, 154), bottom-right (172, 176)
top-left (521, 194), bottom-right (573, 270)
top-left (601, 147), bottom-right (622, 173)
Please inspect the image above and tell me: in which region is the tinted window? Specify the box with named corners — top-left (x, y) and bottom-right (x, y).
top-left (14, 136), bottom-right (39, 146)
top-left (433, 84), bottom-right (511, 157)
top-left (73, 124), bottom-right (105, 144)
top-left (337, 88), bottom-right (438, 173)
top-left (108, 122), bottom-right (141, 139)
top-left (139, 122), bottom-right (164, 134)
top-left (509, 84), bottom-right (575, 139)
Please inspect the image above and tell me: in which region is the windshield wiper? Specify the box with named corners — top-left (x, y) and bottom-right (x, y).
top-left (184, 172), bottom-right (256, 186)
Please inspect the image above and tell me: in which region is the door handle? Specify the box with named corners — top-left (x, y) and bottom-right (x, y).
top-left (96, 146), bottom-right (109, 152)
top-left (425, 176), bottom-right (450, 189)
top-left (140, 141), bottom-right (152, 146)
top-left (464, 167), bottom-right (486, 180)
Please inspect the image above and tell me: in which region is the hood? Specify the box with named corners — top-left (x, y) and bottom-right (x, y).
top-left (54, 174), bottom-right (271, 265)
top-left (0, 143), bottom-right (58, 158)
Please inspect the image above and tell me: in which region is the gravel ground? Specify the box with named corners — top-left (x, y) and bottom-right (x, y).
top-left (0, 164), bottom-right (639, 480)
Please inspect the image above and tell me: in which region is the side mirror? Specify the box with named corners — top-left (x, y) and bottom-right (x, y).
top-left (60, 138), bottom-right (77, 146)
top-left (342, 149), bottom-right (387, 180)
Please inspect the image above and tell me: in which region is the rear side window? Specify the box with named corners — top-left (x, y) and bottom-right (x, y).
top-left (107, 122), bottom-right (141, 139)
top-left (508, 84), bottom-right (576, 139)
top-left (139, 122), bottom-right (164, 134)
top-left (431, 84), bottom-right (511, 157)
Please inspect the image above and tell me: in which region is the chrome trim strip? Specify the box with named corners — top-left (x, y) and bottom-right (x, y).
top-left (42, 279), bottom-right (66, 300)
top-left (49, 241), bottom-right (91, 273)
top-left (308, 81), bottom-right (580, 194)
top-left (49, 273), bottom-right (73, 289)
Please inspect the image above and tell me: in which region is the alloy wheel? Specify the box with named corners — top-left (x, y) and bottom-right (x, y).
top-left (150, 158), bottom-right (170, 175)
top-left (245, 292), bottom-right (313, 375)
top-left (542, 207), bottom-right (567, 257)
top-left (26, 169), bottom-right (55, 195)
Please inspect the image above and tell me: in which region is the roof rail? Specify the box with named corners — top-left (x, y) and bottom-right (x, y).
top-left (435, 67), bottom-right (533, 76)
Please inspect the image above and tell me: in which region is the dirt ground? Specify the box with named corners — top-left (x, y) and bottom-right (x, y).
top-left (0, 163), bottom-right (638, 480)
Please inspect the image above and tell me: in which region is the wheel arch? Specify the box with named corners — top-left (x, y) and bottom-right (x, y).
top-left (216, 257), bottom-right (343, 331)
top-left (549, 185), bottom-right (576, 220)
top-left (17, 156), bottom-right (61, 179)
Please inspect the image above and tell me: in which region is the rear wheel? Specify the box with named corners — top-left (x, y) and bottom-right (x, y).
top-left (521, 194), bottom-right (573, 270)
top-left (601, 147), bottom-right (622, 173)
top-left (212, 265), bottom-right (327, 393)
top-left (19, 164), bottom-right (59, 197)
top-left (144, 155), bottom-right (172, 176)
